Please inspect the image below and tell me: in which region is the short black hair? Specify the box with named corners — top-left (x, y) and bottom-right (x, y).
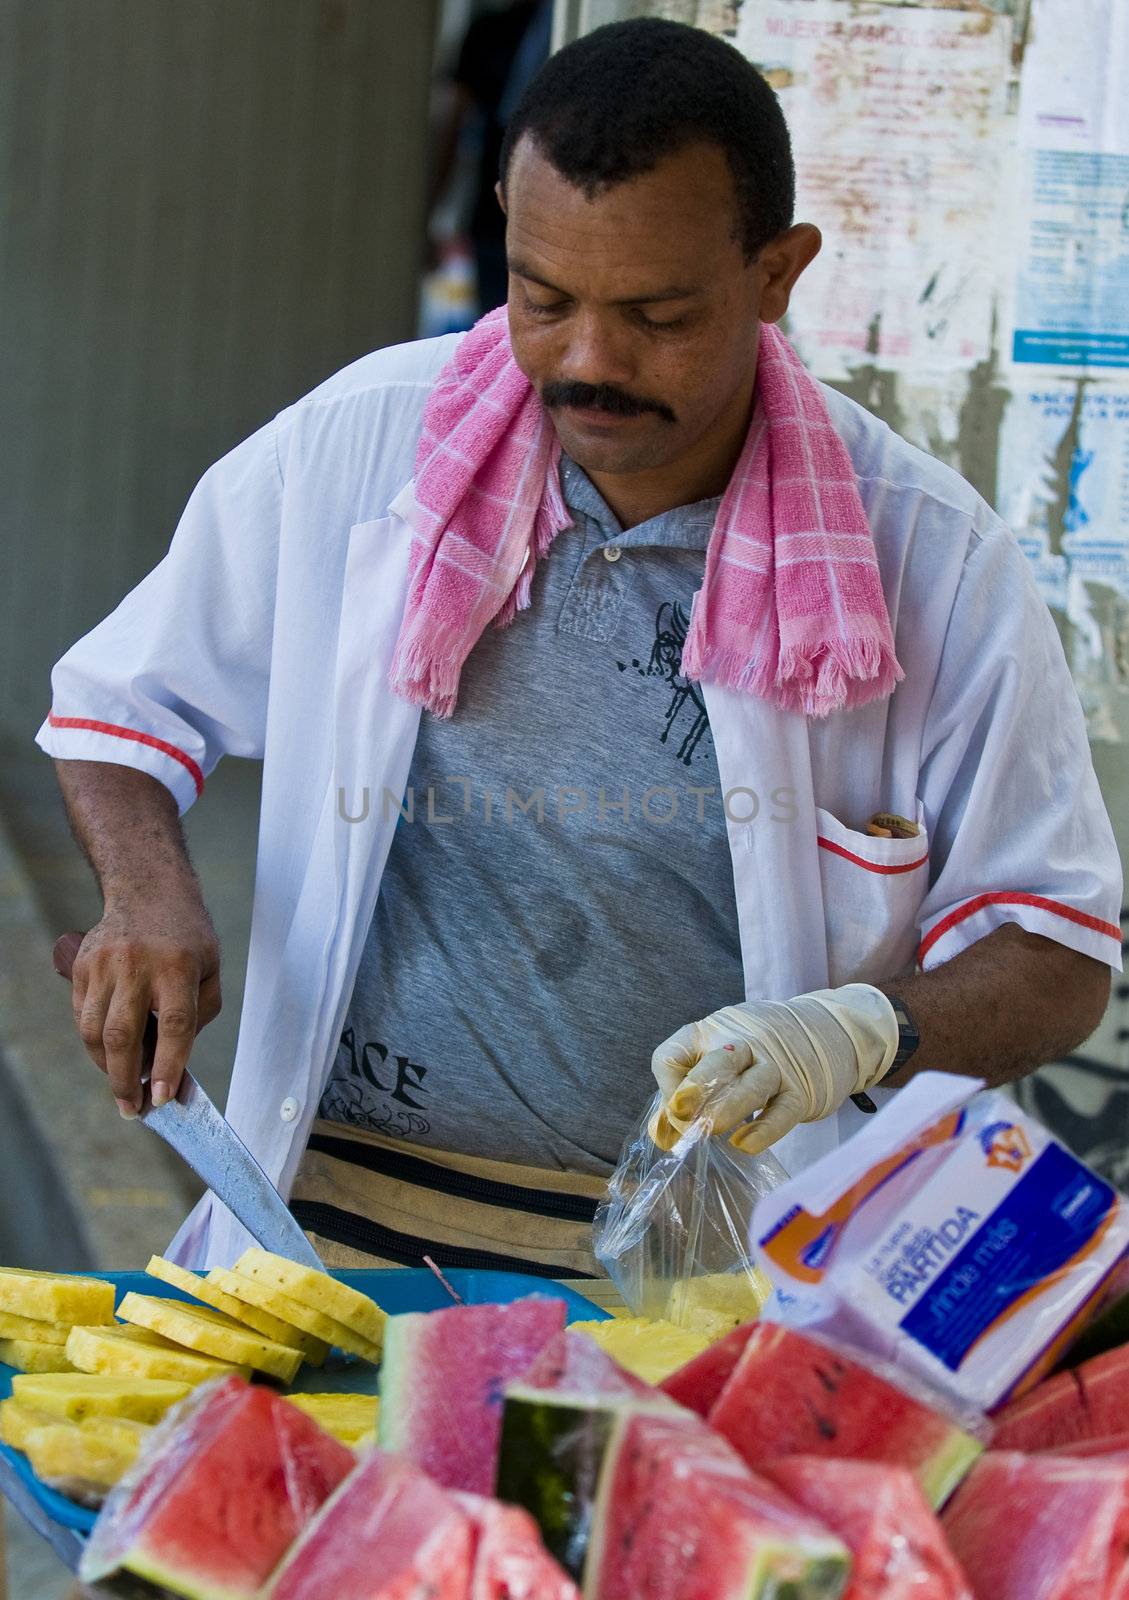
top-left (499, 19), bottom-right (794, 261)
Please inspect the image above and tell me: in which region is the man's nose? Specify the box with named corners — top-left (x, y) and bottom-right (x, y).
top-left (556, 310), bottom-right (635, 390)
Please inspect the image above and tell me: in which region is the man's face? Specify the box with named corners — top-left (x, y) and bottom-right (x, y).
top-left (501, 138), bottom-right (779, 479)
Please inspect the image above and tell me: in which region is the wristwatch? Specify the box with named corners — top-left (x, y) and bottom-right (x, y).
top-left (851, 993), bottom-right (920, 1113)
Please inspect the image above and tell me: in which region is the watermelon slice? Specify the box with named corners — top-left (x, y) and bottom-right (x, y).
top-left (763, 1457), bottom-right (973, 1599)
top-left (79, 1376), bottom-right (353, 1598)
top-left (943, 1451), bottom-right (1129, 1599)
top-left (586, 1410), bottom-right (851, 1600)
top-left (264, 1449), bottom-right (473, 1599)
top-left (455, 1493), bottom-right (581, 1600)
top-left (708, 1324), bottom-right (982, 1508)
top-left (522, 1328), bottom-right (660, 1398)
top-left (991, 1344), bottom-right (1129, 1451)
top-left (1047, 1432), bottom-right (1129, 1458)
top-left (378, 1294), bottom-right (565, 1494)
top-left (659, 1322), bottom-right (755, 1416)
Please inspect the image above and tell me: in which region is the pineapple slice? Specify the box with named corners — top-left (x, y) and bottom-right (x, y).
top-left (568, 1318), bottom-right (713, 1385)
top-left (284, 1392), bottom-right (379, 1445)
top-left (116, 1293), bottom-right (302, 1383)
top-left (0, 1399), bottom-right (59, 1450)
top-left (207, 1268), bottom-right (381, 1363)
top-left (0, 1310), bottom-right (71, 1346)
top-left (0, 1268), bottom-right (114, 1326)
top-left (67, 1322), bottom-right (249, 1386)
top-left (234, 1249), bottom-right (386, 1349)
top-left (0, 1338), bottom-right (76, 1374)
top-left (23, 1421), bottom-right (141, 1493)
top-left (144, 1256), bottom-right (328, 1364)
top-left (11, 1373), bottom-right (190, 1424)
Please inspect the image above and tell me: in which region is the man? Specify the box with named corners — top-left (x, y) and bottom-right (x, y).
top-left (41, 21), bottom-right (1121, 1273)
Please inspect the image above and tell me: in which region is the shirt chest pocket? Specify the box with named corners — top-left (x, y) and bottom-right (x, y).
top-left (816, 800), bottom-right (930, 986)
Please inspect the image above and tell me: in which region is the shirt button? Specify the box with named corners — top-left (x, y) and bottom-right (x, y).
top-left (603, 546), bottom-right (623, 563)
top-left (280, 1097), bottom-right (299, 1123)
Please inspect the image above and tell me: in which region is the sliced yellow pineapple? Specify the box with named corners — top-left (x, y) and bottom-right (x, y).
top-left (67, 1323), bottom-right (249, 1387)
top-left (0, 1399), bottom-right (59, 1450)
top-left (0, 1310), bottom-right (71, 1346)
top-left (11, 1373), bottom-right (191, 1424)
top-left (234, 1249), bottom-right (386, 1349)
top-left (23, 1421), bottom-right (141, 1492)
top-left (284, 1392), bottom-right (379, 1445)
top-left (0, 1338), bottom-right (76, 1374)
top-left (77, 1414), bottom-right (152, 1453)
top-left (116, 1293), bottom-right (302, 1383)
top-left (208, 1268), bottom-right (381, 1363)
top-left (568, 1318), bottom-right (713, 1385)
top-left (144, 1256), bottom-right (327, 1364)
top-left (0, 1269), bottom-right (114, 1326)
top-left (663, 1269), bottom-right (771, 1335)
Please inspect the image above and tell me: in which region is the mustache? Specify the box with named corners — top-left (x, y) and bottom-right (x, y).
top-left (541, 380), bottom-right (676, 424)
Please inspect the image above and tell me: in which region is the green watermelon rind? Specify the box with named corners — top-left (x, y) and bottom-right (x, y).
top-left (918, 1427), bottom-right (984, 1510)
top-left (375, 1309), bottom-right (424, 1450)
top-left (123, 1547), bottom-right (256, 1600)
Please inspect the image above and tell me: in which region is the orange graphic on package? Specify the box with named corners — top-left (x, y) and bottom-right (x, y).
top-left (980, 1120), bottom-right (1033, 1174)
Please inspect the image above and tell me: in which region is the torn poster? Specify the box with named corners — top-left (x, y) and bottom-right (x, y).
top-left (1009, 0), bottom-right (1129, 372)
top-left (735, 0), bottom-right (1011, 380)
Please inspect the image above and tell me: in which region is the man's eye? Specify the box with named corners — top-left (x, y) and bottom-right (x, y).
top-left (523, 294), bottom-right (569, 317)
top-left (633, 309), bottom-right (688, 331)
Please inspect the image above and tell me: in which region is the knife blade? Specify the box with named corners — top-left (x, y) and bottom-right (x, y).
top-left (53, 931), bottom-right (323, 1270)
top-left (140, 1070), bottom-right (325, 1270)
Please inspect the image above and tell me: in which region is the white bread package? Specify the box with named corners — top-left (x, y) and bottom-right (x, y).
top-left (751, 1072), bottom-right (1129, 1412)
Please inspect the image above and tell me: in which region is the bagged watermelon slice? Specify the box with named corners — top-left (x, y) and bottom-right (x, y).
top-left (943, 1451), bottom-right (1129, 1599)
top-left (455, 1493), bottom-right (580, 1600)
top-left (378, 1294), bottom-right (565, 1494)
top-left (659, 1322), bottom-right (755, 1416)
top-left (991, 1343), bottom-right (1129, 1451)
top-left (495, 1327), bottom-right (682, 1577)
top-left (79, 1375), bottom-right (353, 1598)
top-left (708, 1324), bottom-right (982, 1508)
top-left (763, 1457), bottom-right (973, 1600)
top-left (586, 1410), bottom-right (850, 1600)
top-left (264, 1448), bottom-right (473, 1599)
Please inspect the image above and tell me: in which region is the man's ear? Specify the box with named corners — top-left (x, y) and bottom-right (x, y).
top-left (758, 223), bottom-right (821, 325)
top-left (494, 180), bottom-right (507, 217)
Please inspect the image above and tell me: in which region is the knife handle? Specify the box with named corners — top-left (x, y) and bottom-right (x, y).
top-left (53, 929), bottom-right (158, 1073)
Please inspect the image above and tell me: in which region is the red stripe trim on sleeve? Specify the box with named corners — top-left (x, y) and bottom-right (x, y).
top-left (918, 892), bottom-right (1122, 965)
top-left (817, 836), bottom-right (929, 875)
top-left (47, 713), bottom-right (205, 797)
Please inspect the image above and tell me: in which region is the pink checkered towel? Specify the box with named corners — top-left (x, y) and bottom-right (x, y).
top-left (389, 306), bottom-right (902, 719)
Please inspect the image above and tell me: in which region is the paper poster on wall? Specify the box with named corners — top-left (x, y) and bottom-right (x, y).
top-left (735, 0), bottom-right (1011, 380)
top-left (998, 381), bottom-right (1129, 608)
top-left (1009, 0), bottom-right (1129, 372)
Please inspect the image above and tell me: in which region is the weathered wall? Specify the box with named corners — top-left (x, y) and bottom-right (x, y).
top-left (0, 0), bottom-right (437, 739)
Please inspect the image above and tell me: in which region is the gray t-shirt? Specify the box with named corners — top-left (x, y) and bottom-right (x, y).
top-left (318, 456), bottom-right (746, 1173)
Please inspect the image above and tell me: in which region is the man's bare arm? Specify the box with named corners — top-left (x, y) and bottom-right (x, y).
top-left (883, 924), bottom-right (1112, 1088)
top-left (54, 760), bottom-right (221, 1116)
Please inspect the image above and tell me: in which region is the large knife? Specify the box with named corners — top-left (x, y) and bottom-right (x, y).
top-left (53, 933), bottom-right (323, 1270)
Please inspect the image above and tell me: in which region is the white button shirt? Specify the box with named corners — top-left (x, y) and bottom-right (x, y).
top-left (36, 334), bottom-right (1123, 1267)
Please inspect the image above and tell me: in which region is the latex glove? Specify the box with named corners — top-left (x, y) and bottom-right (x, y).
top-left (649, 984), bottom-right (900, 1154)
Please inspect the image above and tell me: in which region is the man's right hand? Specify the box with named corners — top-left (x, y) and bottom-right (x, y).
top-left (54, 909), bottom-right (221, 1119)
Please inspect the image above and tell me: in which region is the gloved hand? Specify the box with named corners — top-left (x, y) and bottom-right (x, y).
top-left (649, 985), bottom-right (900, 1154)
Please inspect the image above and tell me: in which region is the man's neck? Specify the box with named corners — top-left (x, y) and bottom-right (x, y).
top-left (583, 385), bottom-right (756, 531)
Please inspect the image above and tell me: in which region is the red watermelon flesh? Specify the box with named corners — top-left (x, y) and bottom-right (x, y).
top-left (708, 1325), bottom-right (982, 1509)
top-left (660, 1322), bottom-right (755, 1416)
top-left (763, 1457), bottom-right (973, 1600)
top-left (455, 1493), bottom-right (580, 1600)
top-left (522, 1328), bottom-right (659, 1399)
top-left (942, 1451), bottom-right (1129, 1600)
top-left (79, 1376), bottom-right (353, 1598)
top-left (992, 1344), bottom-right (1129, 1451)
top-left (587, 1409), bottom-right (850, 1600)
top-left (264, 1449), bottom-right (473, 1600)
top-left (1049, 1432), bottom-right (1129, 1458)
top-left (378, 1295), bottom-right (566, 1493)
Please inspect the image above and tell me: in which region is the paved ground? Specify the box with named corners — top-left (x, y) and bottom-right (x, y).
top-left (0, 736), bottom-right (261, 1596)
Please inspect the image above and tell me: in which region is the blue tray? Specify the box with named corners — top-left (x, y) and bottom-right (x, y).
top-left (0, 1267), bottom-right (610, 1546)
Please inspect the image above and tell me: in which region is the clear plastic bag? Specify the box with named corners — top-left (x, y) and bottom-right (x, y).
top-left (593, 1091), bottom-right (788, 1335)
